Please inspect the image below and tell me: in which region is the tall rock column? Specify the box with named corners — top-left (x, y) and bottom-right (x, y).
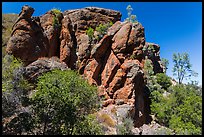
top-left (6, 5), bottom-right (49, 65)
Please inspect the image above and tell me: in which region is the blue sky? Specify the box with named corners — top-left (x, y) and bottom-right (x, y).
top-left (2, 2), bottom-right (202, 85)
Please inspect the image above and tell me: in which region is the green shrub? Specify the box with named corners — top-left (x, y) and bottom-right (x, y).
top-left (116, 117), bottom-right (134, 135)
top-left (86, 27), bottom-right (94, 43)
top-left (156, 73), bottom-right (172, 90)
top-left (51, 8), bottom-right (61, 16)
top-left (150, 84), bottom-right (202, 135)
top-left (31, 69), bottom-right (100, 135)
top-left (73, 114), bottom-right (104, 135)
top-left (95, 22), bottom-right (113, 41)
top-left (51, 8), bottom-right (62, 28)
top-left (86, 22), bottom-right (113, 43)
top-left (2, 55), bottom-right (32, 135)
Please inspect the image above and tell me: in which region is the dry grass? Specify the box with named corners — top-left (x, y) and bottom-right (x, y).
top-left (111, 106), bottom-right (117, 115)
top-left (98, 113), bottom-right (115, 127)
top-left (2, 14), bottom-right (18, 47)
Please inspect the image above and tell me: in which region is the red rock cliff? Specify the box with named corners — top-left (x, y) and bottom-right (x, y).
top-left (6, 5), bottom-right (164, 128)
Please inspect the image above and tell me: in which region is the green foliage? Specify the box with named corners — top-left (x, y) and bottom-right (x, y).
top-left (161, 58), bottom-right (169, 73)
top-left (156, 73), bottom-right (172, 90)
top-left (125, 5), bottom-right (138, 23)
top-left (51, 8), bottom-right (61, 16)
top-left (187, 80), bottom-right (202, 96)
top-left (172, 52), bottom-right (198, 84)
top-left (143, 59), bottom-right (157, 90)
top-left (145, 53), bottom-right (201, 135)
top-left (52, 16), bottom-right (60, 28)
top-left (150, 84), bottom-right (202, 135)
top-left (144, 59), bottom-right (154, 77)
top-left (31, 69), bottom-right (101, 135)
top-left (116, 117), bottom-right (134, 135)
top-left (2, 55), bottom-right (32, 135)
top-left (95, 22), bottom-right (113, 42)
top-left (153, 128), bottom-right (174, 135)
top-left (51, 8), bottom-right (62, 28)
top-left (73, 114), bottom-right (104, 135)
top-left (2, 55), bottom-right (23, 92)
top-left (86, 22), bottom-right (113, 43)
top-left (142, 44), bottom-right (155, 58)
top-left (86, 27), bottom-right (94, 43)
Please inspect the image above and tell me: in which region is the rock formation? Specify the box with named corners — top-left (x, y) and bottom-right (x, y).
top-left (6, 5), bottom-right (164, 129)
top-left (6, 5), bottom-right (49, 65)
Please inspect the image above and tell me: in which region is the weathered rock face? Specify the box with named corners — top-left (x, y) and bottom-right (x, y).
top-left (40, 10), bottom-right (63, 57)
top-left (61, 7), bottom-right (122, 69)
top-left (6, 6), bottom-right (163, 128)
top-left (23, 57), bottom-right (68, 82)
top-left (6, 5), bottom-right (49, 65)
top-left (143, 42), bottom-right (163, 73)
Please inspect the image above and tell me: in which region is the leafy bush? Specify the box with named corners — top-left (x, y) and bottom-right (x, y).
top-left (95, 22), bottom-right (113, 41)
top-left (31, 69), bottom-right (101, 135)
top-left (2, 55), bottom-right (32, 135)
top-left (51, 8), bottom-right (61, 16)
top-left (144, 56), bottom-right (202, 135)
top-left (116, 117), bottom-right (134, 135)
top-left (86, 22), bottom-right (113, 43)
top-left (156, 73), bottom-right (172, 90)
top-left (73, 114), bottom-right (104, 135)
top-left (150, 84), bottom-right (202, 135)
top-left (51, 8), bottom-right (62, 28)
top-left (86, 27), bottom-right (94, 43)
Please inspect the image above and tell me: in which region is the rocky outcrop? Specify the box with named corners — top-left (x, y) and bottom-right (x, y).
top-left (6, 5), bottom-right (164, 128)
top-left (60, 7), bottom-right (122, 70)
top-left (39, 10), bottom-right (63, 57)
top-left (6, 5), bottom-right (49, 65)
top-left (23, 57), bottom-right (68, 82)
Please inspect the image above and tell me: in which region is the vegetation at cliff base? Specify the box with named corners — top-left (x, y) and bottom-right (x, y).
top-left (31, 69), bottom-right (103, 135)
top-left (144, 53), bottom-right (202, 135)
top-left (2, 62), bottom-right (104, 135)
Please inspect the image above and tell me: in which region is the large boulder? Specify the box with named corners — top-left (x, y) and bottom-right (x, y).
top-left (6, 5), bottom-right (49, 65)
top-left (23, 57), bottom-right (68, 82)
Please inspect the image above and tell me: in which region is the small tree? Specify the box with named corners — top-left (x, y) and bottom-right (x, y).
top-left (172, 53), bottom-right (198, 84)
top-left (125, 5), bottom-right (137, 23)
top-left (161, 58), bottom-right (169, 74)
top-left (86, 27), bottom-right (94, 43)
top-left (51, 8), bottom-right (62, 28)
top-left (95, 22), bottom-right (113, 42)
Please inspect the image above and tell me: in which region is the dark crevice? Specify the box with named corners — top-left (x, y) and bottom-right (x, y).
top-left (55, 27), bottom-right (61, 58)
top-left (67, 16), bottom-right (78, 70)
top-left (97, 47), bottom-right (111, 86)
top-left (106, 65), bottom-right (120, 88)
top-left (143, 85), bottom-right (152, 124)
